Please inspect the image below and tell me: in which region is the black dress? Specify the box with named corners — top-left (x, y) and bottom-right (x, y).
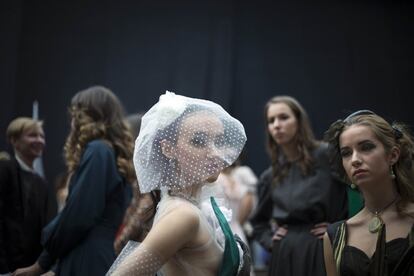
top-left (327, 221), bottom-right (414, 276)
top-left (39, 140), bottom-right (131, 276)
top-left (251, 143), bottom-right (348, 276)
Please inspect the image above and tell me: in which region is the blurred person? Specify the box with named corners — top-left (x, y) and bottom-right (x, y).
top-left (216, 155), bottom-right (258, 275)
top-left (0, 118), bottom-right (54, 275)
top-left (324, 110), bottom-right (414, 275)
top-left (14, 86), bottom-right (135, 276)
top-left (216, 153), bottom-right (257, 246)
top-left (251, 95), bottom-right (348, 276)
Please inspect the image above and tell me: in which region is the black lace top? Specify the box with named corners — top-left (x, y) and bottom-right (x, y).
top-left (327, 221), bottom-right (413, 276)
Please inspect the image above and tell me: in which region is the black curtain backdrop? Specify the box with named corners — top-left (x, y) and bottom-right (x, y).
top-left (1, 0), bottom-right (413, 185)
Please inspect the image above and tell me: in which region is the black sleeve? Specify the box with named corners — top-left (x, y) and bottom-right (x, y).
top-left (37, 249), bottom-right (55, 271)
top-left (0, 161), bottom-right (11, 273)
top-left (250, 168), bottom-right (274, 251)
top-left (41, 141), bottom-right (119, 259)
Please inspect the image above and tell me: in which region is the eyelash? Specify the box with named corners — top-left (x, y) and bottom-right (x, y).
top-left (340, 143), bottom-right (376, 158)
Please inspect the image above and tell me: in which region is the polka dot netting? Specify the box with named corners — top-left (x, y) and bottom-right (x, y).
top-left (133, 91), bottom-right (247, 194)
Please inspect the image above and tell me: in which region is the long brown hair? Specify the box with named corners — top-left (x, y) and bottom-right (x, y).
top-left (64, 86), bottom-right (135, 183)
top-left (264, 96), bottom-right (318, 184)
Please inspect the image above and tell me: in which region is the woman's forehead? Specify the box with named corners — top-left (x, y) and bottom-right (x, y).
top-left (181, 111), bottom-right (223, 131)
top-left (340, 124), bottom-right (376, 145)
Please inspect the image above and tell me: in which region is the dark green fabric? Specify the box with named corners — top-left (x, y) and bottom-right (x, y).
top-left (347, 186), bottom-right (363, 217)
top-left (210, 197), bottom-right (240, 276)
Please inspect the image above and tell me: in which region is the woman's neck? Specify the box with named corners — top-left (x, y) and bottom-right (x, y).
top-left (362, 180), bottom-right (399, 213)
top-left (280, 142), bottom-right (299, 162)
top-left (169, 184), bottom-right (202, 205)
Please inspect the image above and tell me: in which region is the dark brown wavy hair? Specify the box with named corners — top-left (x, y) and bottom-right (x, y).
top-left (324, 112), bottom-right (414, 208)
top-left (264, 96), bottom-right (318, 185)
top-left (64, 86), bottom-right (135, 183)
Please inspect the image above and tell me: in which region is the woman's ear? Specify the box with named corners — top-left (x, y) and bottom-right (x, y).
top-left (389, 146), bottom-right (400, 165)
top-left (160, 139), bottom-right (175, 159)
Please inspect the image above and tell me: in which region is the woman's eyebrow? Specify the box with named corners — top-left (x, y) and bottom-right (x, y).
top-left (357, 139), bottom-right (373, 146)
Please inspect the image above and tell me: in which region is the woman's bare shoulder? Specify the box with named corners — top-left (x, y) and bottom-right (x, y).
top-left (346, 209), bottom-right (366, 228)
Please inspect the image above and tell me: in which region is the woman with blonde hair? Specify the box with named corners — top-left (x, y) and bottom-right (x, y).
top-left (324, 110), bottom-right (414, 275)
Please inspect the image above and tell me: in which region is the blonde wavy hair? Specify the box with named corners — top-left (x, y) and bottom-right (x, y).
top-left (264, 96), bottom-right (318, 185)
top-left (325, 112), bottom-right (414, 210)
top-left (64, 86), bottom-right (135, 184)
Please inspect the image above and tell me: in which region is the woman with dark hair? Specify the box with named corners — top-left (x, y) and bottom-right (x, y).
top-left (108, 91), bottom-right (248, 276)
top-left (324, 110), bottom-right (414, 276)
top-left (14, 86), bottom-right (135, 276)
top-left (251, 95), bottom-right (348, 276)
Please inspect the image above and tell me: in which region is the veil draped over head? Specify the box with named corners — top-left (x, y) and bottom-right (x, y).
top-left (133, 91), bottom-right (247, 194)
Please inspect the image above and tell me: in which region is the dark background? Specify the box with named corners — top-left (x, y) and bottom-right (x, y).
top-left (1, 0), bottom-right (413, 185)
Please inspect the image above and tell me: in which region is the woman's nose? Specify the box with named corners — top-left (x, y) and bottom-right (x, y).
top-left (207, 145), bottom-right (220, 158)
top-left (351, 151), bottom-right (362, 167)
top-left (272, 119), bottom-right (281, 128)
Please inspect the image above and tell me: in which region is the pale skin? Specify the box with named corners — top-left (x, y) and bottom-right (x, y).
top-left (266, 102), bottom-right (328, 241)
top-left (323, 124), bottom-right (414, 276)
top-left (112, 111), bottom-right (226, 275)
top-left (11, 125), bottom-right (45, 169)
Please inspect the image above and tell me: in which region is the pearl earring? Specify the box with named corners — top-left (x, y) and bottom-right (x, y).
top-left (390, 166), bottom-right (396, 179)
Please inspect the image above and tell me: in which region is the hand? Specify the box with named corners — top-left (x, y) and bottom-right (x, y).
top-left (12, 262), bottom-right (44, 276)
top-left (310, 222), bottom-right (329, 239)
top-left (272, 225), bottom-right (288, 241)
top-left (41, 271), bottom-right (55, 276)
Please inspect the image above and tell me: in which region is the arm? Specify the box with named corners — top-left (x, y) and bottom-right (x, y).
top-left (237, 192), bottom-right (254, 225)
top-left (323, 233), bottom-right (338, 276)
top-left (111, 206), bottom-right (199, 275)
top-left (250, 169), bottom-right (274, 251)
top-left (42, 141), bottom-right (121, 259)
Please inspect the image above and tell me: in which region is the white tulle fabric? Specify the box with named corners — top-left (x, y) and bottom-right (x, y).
top-left (106, 192), bottom-right (233, 276)
top-left (108, 92), bottom-right (247, 276)
top-left (133, 91), bottom-right (247, 193)
top-left (107, 242), bottom-right (162, 276)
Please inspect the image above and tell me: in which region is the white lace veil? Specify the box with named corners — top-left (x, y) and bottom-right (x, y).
top-left (133, 91), bottom-right (247, 194)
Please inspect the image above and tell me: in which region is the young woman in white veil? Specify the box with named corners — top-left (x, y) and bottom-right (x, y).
top-left (109, 91), bottom-right (248, 276)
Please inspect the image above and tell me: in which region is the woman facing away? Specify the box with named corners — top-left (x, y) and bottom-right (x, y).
top-left (14, 86), bottom-right (135, 276)
top-left (323, 110), bottom-right (414, 276)
top-left (250, 95), bottom-right (348, 276)
top-left (109, 91), bottom-right (247, 276)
